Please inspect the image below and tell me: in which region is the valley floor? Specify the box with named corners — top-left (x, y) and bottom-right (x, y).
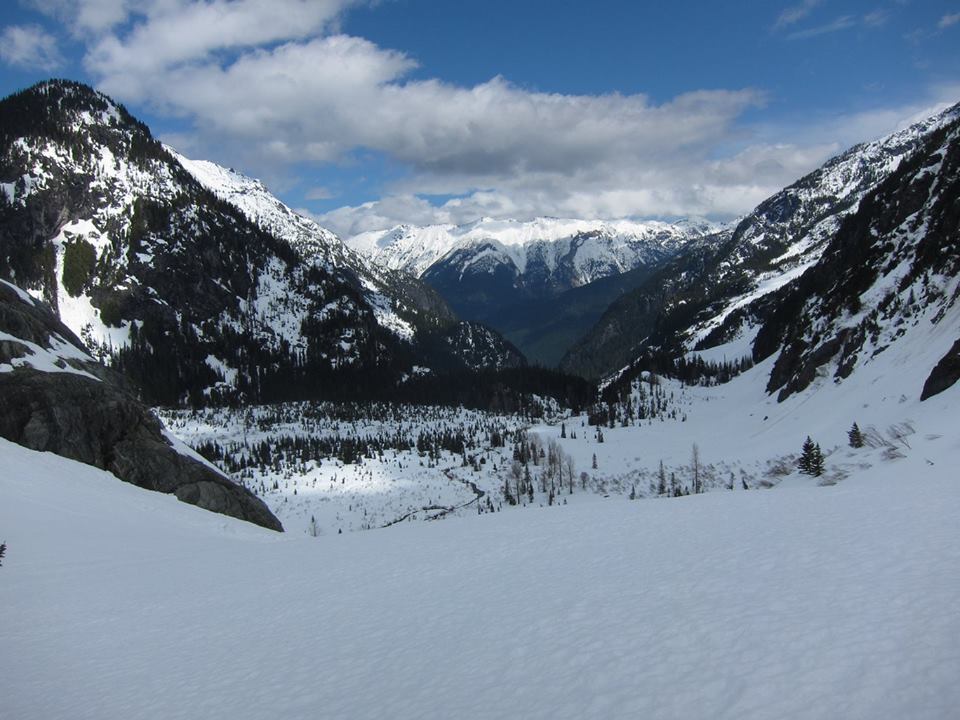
top-left (2, 427), bottom-right (958, 719)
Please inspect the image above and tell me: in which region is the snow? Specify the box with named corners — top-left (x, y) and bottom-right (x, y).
top-left (347, 216), bottom-right (720, 278)
top-left (49, 219), bottom-right (133, 353)
top-left (0, 329), bottom-right (99, 379)
top-left (171, 148), bottom-right (344, 268)
top-left (0, 278), bottom-right (36, 305)
top-left (2, 416), bottom-right (958, 720)
top-left (688, 260), bottom-right (817, 349)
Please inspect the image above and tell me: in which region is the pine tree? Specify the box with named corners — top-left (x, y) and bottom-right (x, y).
top-left (848, 422), bottom-right (864, 449)
top-left (798, 436), bottom-right (816, 474)
top-left (657, 460), bottom-right (667, 496)
top-left (592, 453), bottom-right (598, 470)
top-left (0, 542), bottom-right (5, 566)
top-left (810, 443), bottom-right (826, 477)
top-left (799, 437), bottom-right (825, 476)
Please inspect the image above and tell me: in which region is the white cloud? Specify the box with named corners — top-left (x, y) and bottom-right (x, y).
top-left (787, 15), bottom-right (858, 39)
top-left (774, 0), bottom-right (823, 30)
top-left (304, 186), bottom-right (335, 200)
top-left (0, 24), bottom-right (63, 71)
top-left (15, 0), bottom-right (956, 237)
top-left (939, 12), bottom-right (960, 29)
top-left (315, 142), bottom-right (842, 237)
top-left (86, 0), bottom-right (362, 81)
top-left (863, 9), bottom-right (889, 27)
top-left (26, 0), bottom-right (133, 34)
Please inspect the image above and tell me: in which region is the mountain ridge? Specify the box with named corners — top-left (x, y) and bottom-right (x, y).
top-left (0, 80), bottom-right (526, 405)
top-left (561, 100), bottom-right (960, 381)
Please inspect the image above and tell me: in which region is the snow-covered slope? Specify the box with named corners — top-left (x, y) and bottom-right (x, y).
top-left (349, 216), bottom-right (718, 282)
top-left (562, 101), bottom-right (960, 379)
top-left (2, 406), bottom-right (958, 719)
top-left (171, 151), bottom-right (347, 267)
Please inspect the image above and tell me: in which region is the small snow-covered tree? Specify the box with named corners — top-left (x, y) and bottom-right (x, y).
top-left (0, 542), bottom-right (5, 566)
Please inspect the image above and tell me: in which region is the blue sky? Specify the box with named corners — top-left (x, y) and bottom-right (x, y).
top-left (1, 1), bottom-right (959, 236)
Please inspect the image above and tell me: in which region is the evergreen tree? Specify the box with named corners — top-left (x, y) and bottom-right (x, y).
top-left (799, 437), bottom-right (825, 476)
top-left (691, 443), bottom-right (702, 494)
top-left (0, 542), bottom-right (5, 566)
top-left (810, 443), bottom-right (826, 477)
top-left (798, 436), bottom-right (816, 474)
top-left (848, 422), bottom-right (864, 448)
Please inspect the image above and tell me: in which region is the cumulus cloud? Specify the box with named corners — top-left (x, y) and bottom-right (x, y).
top-left (0, 24), bottom-right (63, 71)
top-left (14, 0), bottom-right (952, 236)
top-left (27, 0), bottom-right (134, 34)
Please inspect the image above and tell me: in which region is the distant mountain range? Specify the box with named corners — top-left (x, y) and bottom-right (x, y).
top-left (347, 217), bottom-right (720, 365)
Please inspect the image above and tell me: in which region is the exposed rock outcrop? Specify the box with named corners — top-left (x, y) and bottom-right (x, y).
top-left (0, 281), bottom-right (283, 531)
top-left (921, 338), bottom-right (960, 401)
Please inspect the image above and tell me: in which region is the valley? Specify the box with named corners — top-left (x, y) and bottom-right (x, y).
top-left (1, 35), bottom-right (959, 720)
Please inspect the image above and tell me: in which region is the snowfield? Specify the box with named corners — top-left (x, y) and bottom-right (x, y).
top-left (2, 407), bottom-right (959, 720)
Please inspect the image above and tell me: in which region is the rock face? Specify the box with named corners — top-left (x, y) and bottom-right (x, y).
top-left (921, 339), bottom-right (960, 401)
top-left (754, 113), bottom-right (960, 401)
top-left (0, 280), bottom-right (282, 531)
top-left (560, 103), bottom-right (960, 380)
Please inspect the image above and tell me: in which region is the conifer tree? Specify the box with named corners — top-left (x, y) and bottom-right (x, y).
top-left (810, 443), bottom-right (826, 477)
top-left (0, 542), bottom-right (5, 567)
top-left (798, 436), bottom-right (816, 474)
top-left (848, 422), bottom-right (864, 448)
top-left (799, 437), bottom-right (825, 476)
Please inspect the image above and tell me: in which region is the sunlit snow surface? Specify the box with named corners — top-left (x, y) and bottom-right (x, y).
top-left (3, 288), bottom-right (960, 717)
top-left (1, 427), bottom-right (958, 720)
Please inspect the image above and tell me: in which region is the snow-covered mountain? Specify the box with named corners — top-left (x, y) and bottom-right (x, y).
top-left (349, 216), bottom-right (717, 280)
top-left (348, 217), bottom-right (720, 365)
top-left (0, 80), bottom-right (522, 405)
top-left (562, 101), bottom-right (960, 380)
